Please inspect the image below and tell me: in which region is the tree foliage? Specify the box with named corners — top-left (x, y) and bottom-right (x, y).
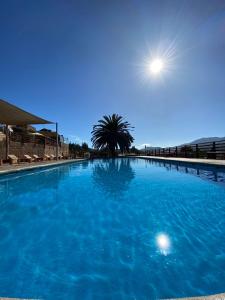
top-left (91, 114), bottom-right (134, 156)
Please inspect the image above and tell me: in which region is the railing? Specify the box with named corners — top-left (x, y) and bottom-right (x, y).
top-left (144, 139), bottom-right (225, 160)
top-left (9, 132), bottom-right (58, 147)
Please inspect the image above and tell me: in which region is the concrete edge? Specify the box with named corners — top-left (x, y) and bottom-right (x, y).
top-left (131, 156), bottom-right (225, 169)
top-left (0, 298), bottom-right (40, 300)
top-left (164, 292), bottom-right (225, 299)
top-left (0, 158), bottom-right (87, 176)
top-left (1, 293), bottom-right (224, 300)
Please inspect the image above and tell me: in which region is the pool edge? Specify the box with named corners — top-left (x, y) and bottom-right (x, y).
top-left (131, 156), bottom-right (225, 169)
top-left (0, 158), bottom-right (88, 176)
top-left (165, 292), bottom-right (225, 299)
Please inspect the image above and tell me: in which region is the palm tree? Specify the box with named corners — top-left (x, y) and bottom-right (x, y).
top-left (91, 114), bottom-right (134, 156)
top-left (92, 158), bottom-right (135, 196)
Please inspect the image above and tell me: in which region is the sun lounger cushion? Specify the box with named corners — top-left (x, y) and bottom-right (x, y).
top-left (8, 155), bottom-right (18, 164)
top-left (24, 154), bottom-right (33, 162)
top-left (24, 154), bottom-right (32, 159)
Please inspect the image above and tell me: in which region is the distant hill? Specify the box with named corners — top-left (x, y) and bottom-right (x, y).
top-left (188, 137), bottom-right (225, 144)
top-left (140, 137), bottom-right (225, 150)
top-left (140, 146), bottom-right (162, 151)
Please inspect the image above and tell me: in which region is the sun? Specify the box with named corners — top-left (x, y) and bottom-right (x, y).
top-left (138, 43), bottom-right (176, 83)
top-left (149, 58), bottom-right (164, 75)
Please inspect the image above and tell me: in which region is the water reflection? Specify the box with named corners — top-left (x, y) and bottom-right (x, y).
top-left (146, 159), bottom-right (225, 187)
top-left (156, 233), bottom-right (171, 256)
top-left (92, 158), bottom-right (135, 197)
top-left (0, 164), bottom-right (72, 201)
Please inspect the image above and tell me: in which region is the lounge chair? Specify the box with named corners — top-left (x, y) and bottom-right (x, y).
top-left (50, 154), bottom-right (56, 160)
top-left (24, 154), bottom-right (33, 163)
top-left (44, 154), bottom-right (51, 160)
top-left (8, 154), bottom-right (19, 165)
top-left (33, 154), bottom-right (42, 161)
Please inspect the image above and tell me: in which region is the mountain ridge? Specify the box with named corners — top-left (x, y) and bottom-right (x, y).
top-left (140, 137), bottom-right (225, 150)
top-left (187, 137), bottom-right (225, 144)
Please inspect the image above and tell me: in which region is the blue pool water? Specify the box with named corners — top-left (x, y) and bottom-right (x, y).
top-left (0, 158), bottom-right (225, 299)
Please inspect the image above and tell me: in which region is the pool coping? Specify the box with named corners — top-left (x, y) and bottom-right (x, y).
top-left (1, 293), bottom-right (224, 300)
top-left (132, 156), bottom-right (225, 169)
top-left (0, 158), bottom-right (87, 176)
top-left (0, 298), bottom-right (39, 300)
top-left (165, 292), bottom-right (225, 299)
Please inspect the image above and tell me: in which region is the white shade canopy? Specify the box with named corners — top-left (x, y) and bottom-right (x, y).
top-left (0, 99), bottom-right (53, 125)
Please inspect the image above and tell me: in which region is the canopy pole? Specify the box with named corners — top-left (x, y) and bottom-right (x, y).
top-left (5, 125), bottom-right (9, 160)
top-left (56, 122), bottom-right (59, 160)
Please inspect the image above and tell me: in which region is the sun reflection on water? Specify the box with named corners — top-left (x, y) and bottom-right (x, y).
top-left (156, 233), bottom-right (171, 256)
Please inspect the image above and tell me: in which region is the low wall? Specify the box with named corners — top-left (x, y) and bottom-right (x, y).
top-left (0, 140), bottom-right (6, 160)
top-left (0, 140), bottom-right (69, 160)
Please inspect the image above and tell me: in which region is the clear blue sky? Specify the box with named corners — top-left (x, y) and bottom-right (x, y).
top-left (1, 0), bottom-right (225, 148)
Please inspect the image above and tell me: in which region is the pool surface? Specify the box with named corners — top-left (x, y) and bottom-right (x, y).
top-left (0, 158), bottom-right (225, 299)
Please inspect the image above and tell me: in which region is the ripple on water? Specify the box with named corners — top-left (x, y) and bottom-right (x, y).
top-left (0, 224), bottom-right (11, 244)
top-left (0, 158), bottom-right (225, 299)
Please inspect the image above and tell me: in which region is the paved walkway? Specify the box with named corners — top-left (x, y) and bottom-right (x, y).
top-left (0, 158), bottom-right (86, 175)
top-left (137, 156), bottom-right (225, 167)
top-left (0, 298), bottom-right (37, 300)
top-left (166, 293), bottom-right (225, 299)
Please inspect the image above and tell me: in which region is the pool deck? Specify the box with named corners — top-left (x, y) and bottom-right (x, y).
top-left (0, 158), bottom-right (87, 176)
top-left (166, 293), bottom-right (225, 299)
top-left (0, 298), bottom-right (38, 300)
top-left (136, 156), bottom-right (225, 168)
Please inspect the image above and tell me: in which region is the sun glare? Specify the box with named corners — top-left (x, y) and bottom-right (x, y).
top-left (137, 40), bottom-right (177, 84)
top-left (149, 58), bottom-right (164, 75)
top-left (156, 233), bottom-right (171, 255)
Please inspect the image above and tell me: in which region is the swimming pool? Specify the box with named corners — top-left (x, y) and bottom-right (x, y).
top-left (0, 158), bottom-right (225, 299)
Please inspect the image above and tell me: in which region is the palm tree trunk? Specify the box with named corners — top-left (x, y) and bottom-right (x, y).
top-left (109, 145), bottom-right (116, 157)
